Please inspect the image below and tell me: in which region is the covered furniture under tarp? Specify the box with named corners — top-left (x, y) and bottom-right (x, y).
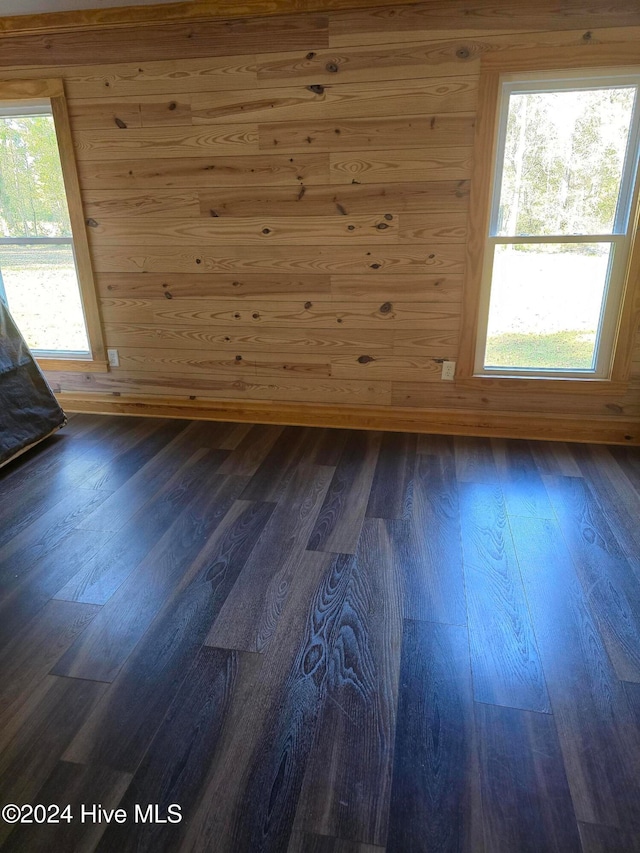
top-left (0, 299), bottom-right (65, 468)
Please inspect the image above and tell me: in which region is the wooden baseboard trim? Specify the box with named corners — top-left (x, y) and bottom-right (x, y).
top-left (55, 392), bottom-right (640, 445)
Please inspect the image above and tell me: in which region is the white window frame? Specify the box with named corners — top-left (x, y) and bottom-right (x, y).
top-left (0, 100), bottom-right (92, 359)
top-left (0, 78), bottom-right (106, 373)
top-left (474, 69), bottom-right (640, 380)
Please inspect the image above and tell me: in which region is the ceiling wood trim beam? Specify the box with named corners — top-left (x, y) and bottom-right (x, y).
top-left (0, 0), bottom-right (423, 36)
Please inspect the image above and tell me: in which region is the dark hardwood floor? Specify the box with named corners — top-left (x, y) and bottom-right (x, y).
top-left (1, 415), bottom-right (640, 852)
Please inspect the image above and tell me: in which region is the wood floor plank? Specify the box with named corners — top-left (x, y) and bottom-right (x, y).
top-left (294, 518), bottom-right (402, 846)
top-left (529, 440), bottom-right (583, 478)
top-left (3, 415), bottom-right (640, 847)
top-left (77, 418), bottom-right (187, 492)
top-left (0, 676), bottom-right (107, 845)
top-left (387, 620), bottom-right (484, 853)
top-left (572, 445), bottom-right (640, 577)
top-left (91, 647), bottom-right (246, 853)
top-left (0, 417), bottom-right (150, 511)
top-left (626, 680), bottom-right (640, 728)
top-left (240, 425), bottom-right (321, 502)
top-left (578, 822), bottom-right (640, 853)
top-left (416, 432), bottom-right (454, 456)
top-left (0, 487), bottom-right (114, 591)
top-left (458, 482), bottom-right (550, 713)
top-left (511, 515), bottom-right (640, 828)
top-left (307, 430), bottom-right (382, 554)
top-left (476, 703), bottom-right (581, 852)
top-left (454, 436), bottom-right (499, 484)
top-left (311, 428), bottom-right (350, 466)
top-left (53, 464), bottom-right (247, 681)
top-left (365, 431), bottom-right (415, 520)
top-left (214, 421), bottom-right (254, 449)
top-left (61, 497), bottom-right (273, 775)
top-left (1, 761), bottom-right (131, 853)
top-left (399, 452), bottom-right (466, 625)
top-left (0, 418), bottom-right (148, 532)
top-left (544, 475), bottom-right (640, 682)
top-left (74, 420), bottom-right (213, 533)
top-left (217, 423), bottom-right (285, 477)
top-left (288, 834), bottom-right (385, 853)
top-left (608, 445), bottom-right (640, 498)
top-left (181, 550), bottom-right (347, 853)
top-left (53, 447), bottom-right (228, 605)
top-left (0, 528), bottom-right (112, 645)
top-left (206, 463), bottom-right (334, 652)
top-left (0, 600), bottom-right (100, 729)
top-left (492, 438), bottom-right (555, 519)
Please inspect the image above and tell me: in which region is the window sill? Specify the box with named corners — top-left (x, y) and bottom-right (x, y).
top-left (456, 375), bottom-right (628, 394)
top-left (36, 358), bottom-right (109, 373)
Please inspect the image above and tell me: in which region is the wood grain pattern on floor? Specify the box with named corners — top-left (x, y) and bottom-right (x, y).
top-left (1, 413), bottom-right (640, 852)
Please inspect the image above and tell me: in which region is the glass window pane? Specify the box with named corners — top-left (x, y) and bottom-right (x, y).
top-left (484, 242), bottom-right (612, 371)
top-left (496, 86), bottom-right (636, 237)
top-left (0, 244), bottom-right (89, 354)
top-left (0, 113), bottom-right (72, 238)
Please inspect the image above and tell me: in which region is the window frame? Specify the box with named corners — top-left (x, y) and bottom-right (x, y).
top-left (458, 43), bottom-right (640, 391)
top-left (0, 78), bottom-right (106, 373)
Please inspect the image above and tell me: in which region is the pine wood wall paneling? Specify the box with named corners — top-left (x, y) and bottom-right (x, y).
top-left (3, 0), bottom-right (640, 38)
top-left (86, 214), bottom-right (402, 245)
top-left (328, 2), bottom-right (640, 46)
top-left (102, 324), bottom-right (401, 354)
top-left (45, 370), bottom-right (392, 406)
top-left (189, 75), bottom-right (479, 124)
top-left (0, 27), bottom-right (640, 99)
top-left (76, 153), bottom-right (330, 189)
top-left (95, 273), bottom-right (334, 300)
top-left (97, 299), bottom-right (461, 330)
top-left (0, 14), bottom-right (329, 67)
top-left (196, 181), bottom-right (472, 216)
top-left (88, 244), bottom-right (466, 274)
top-left (1, 3), bottom-right (638, 440)
top-left (82, 190), bottom-right (202, 219)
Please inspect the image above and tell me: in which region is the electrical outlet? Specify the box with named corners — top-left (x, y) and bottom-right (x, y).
top-left (441, 360), bottom-right (456, 381)
top-left (107, 348), bottom-right (120, 368)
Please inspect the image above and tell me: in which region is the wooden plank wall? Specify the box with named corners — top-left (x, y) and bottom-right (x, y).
top-left (1, 0), bottom-right (640, 426)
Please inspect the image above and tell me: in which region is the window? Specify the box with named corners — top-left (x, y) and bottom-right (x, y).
top-left (0, 79), bottom-right (105, 370)
top-left (475, 70), bottom-right (640, 378)
top-left (460, 45), bottom-right (640, 387)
